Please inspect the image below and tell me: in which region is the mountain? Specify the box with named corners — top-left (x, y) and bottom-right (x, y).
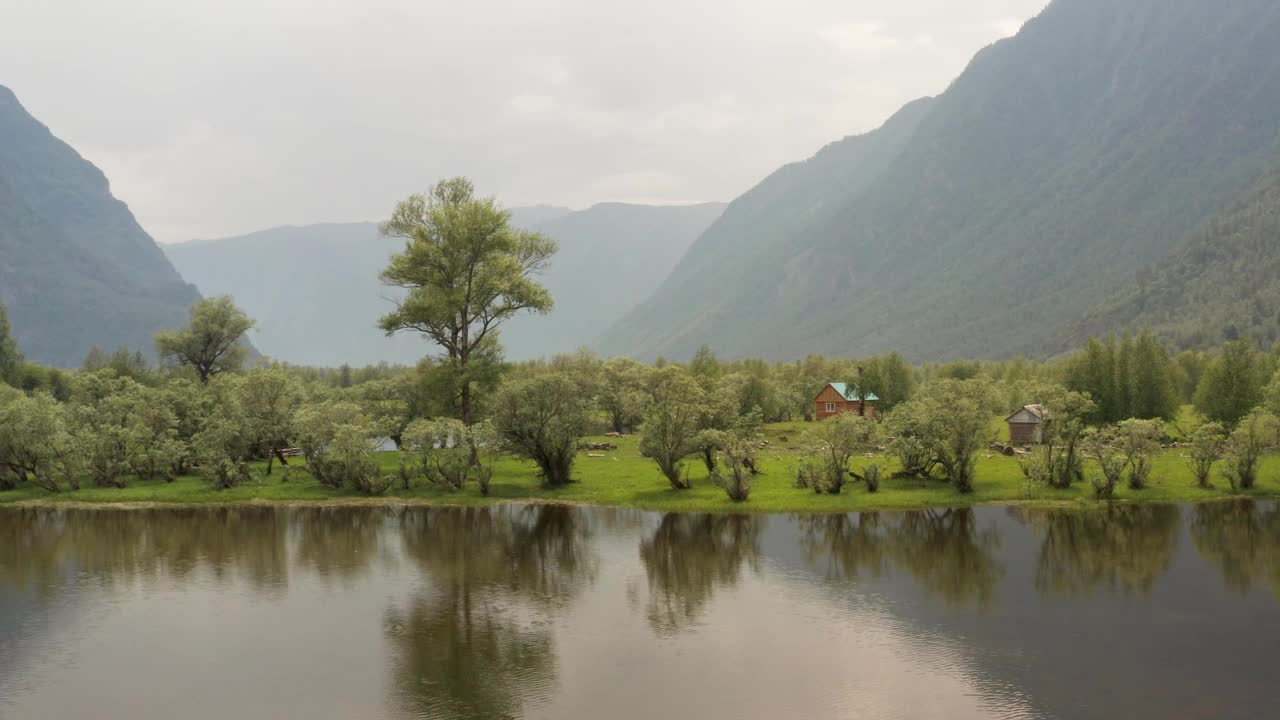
top-left (497, 202), bottom-right (727, 360)
top-left (600, 0), bottom-right (1280, 362)
top-left (1074, 159), bottom-right (1280, 351)
top-left (164, 203), bottom-right (724, 366)
top-left (0, 84), bottom-right (200, 368)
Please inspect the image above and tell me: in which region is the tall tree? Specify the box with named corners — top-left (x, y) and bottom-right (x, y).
top-left (378, 178), bottom-right (556, 425)
top-left (0, 304), bottom-right (22, 386)
top-left (1195, 340), bottom-right (1265, 427)
top-left (155, 296), bottom-right (255, 384)
top-left (1128, 331), bottom-right (1180, 421)
top-left (1065, 338), bottom-right (1116, 423)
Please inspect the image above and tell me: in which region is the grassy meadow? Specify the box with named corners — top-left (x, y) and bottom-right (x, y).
top-left (3, 418), bottom-right (1279, 512)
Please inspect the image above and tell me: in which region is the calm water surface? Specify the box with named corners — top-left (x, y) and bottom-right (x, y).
top-left (2, 502), bottom-right (1278, 719)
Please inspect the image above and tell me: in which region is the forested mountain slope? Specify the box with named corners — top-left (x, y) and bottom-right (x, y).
top-left (600, 0), bottom-right (1280, 362)
top-left (0, 84), bottom-right (200, 367)
top-left (165, 203), bottom-right (723, 366)
top-left (1074, 161), bottom-right (1280, 351)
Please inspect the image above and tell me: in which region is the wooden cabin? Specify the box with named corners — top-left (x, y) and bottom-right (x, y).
top-left (1006, 404), bottom-right (1045, 444)
top-left (816, 383), bottom-right (878, 420)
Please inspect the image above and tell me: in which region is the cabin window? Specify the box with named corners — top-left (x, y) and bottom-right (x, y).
top-left (825, 403), bottom-right (837, 413)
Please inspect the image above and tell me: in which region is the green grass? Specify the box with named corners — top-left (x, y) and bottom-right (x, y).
top-left (4, 421), bottom-right (1280, 512)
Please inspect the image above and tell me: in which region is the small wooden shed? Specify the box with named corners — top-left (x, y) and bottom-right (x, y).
top-left (1006, 404), bottom-right (1045, 444)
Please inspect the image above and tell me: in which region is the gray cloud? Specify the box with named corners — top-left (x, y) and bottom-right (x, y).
top-left (0, 0), bottom-right (1046, 242)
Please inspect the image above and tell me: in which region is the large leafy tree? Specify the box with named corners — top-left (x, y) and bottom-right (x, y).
top-left (377, 178), bottom-right (557, 425)
top-left (639, 366), bottom-right (706, 490)
top-left (155, 296), bottom-right (255, 384)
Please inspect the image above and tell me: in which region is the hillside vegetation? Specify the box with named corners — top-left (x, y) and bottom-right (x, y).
top-left (1076, 162), bottom-right (1280, 351)
top-left (601, 0), bottom-right (1280, 362)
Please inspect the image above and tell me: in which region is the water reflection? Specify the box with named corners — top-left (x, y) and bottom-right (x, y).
top-left (1191, 500), bottom-right (1280, 599)
top-left (0, 507), bottom-right (289, 597)
top-left (1011, 505), bottom-right (1181, 597)
top-left (292, 507), bottom-right (394, 585)
top-left (800, 509), bottom-right (1002, 608)
top-left (2, 503), bottom-right (1280, 720)
top-left (637, 513), bottom-right (763, 637)
top-left (384, 505), bottom-right (596, 719)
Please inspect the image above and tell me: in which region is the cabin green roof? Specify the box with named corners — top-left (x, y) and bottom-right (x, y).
top-left (827, 383), bottom-right (879, 402)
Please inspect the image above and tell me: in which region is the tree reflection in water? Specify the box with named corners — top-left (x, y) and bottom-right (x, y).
top-left (0, 507), bottom-right (289, 598)
top-left (384, 505), bottom-right (596, 720)
top-left (800, 509), bottom-right (1003, 608)
top-left (291, 507), bottom-right (395, 586)
top-left (799, 512), bottom-right (888, 581)
top-left (637, 513), bottom-right (764, 636)
top-left (1191, 500), bottom-right (1280, 600)
top-left (1011, 504), bottom-right (1181, 597)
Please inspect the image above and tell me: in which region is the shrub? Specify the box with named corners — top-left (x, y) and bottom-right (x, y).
top-left (402, 418), bottom-right (496, 495)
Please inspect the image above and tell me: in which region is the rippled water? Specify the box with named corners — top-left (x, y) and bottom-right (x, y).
top-left (1, 502), bottom-right (1278, 719)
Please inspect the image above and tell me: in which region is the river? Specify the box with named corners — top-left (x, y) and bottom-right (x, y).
top-left (1, 502), bottom-right (1277, 719)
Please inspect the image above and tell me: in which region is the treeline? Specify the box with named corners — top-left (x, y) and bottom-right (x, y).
top-left (4, 177), bottom-right (1280, 503)
top-left (4, 290), bottom-right (1280, 502)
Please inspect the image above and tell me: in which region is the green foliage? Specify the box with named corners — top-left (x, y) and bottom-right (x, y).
top-left (703, 429), bottom-right (757, 503)
top-left (294, 400), bottom-right (388, 495)
top-left (1084, 419), bottom-right (1163, 498)
top-left (191, 379), bottom-right (254, 490)
top-left (1116, 419), bottom-right (1164, 490)
top-left (599, 358), bottom-right (650, 434)
top-left (239, 367), bottom-right (303, 473)
top-left (860, 353), bottom-right (915, 413)
top-left (377, 177), bottom-right (557, 425)
top-left (1194, 340), bottom-right (1266, 426)
top-left (0, 391), bottom-right (78, 492)
top-left (0, 304), bottom-right (22, 386)
top-left (402, 418), bottom-right (496, 495)
top-left (1019, 385), bottom-right (1095, 490)
top-left (1187, 422), bottom-right (1228, 488)
top-left (889, 379), bottom-right (1001, 493)
top-left (794, 413), bottom-right (879, 495)
top-left (638, 367), bottom-right (706, 490)
top-left (155, 296), bottom-right (255, 384)
top-left (492, 371), bottom-right (593, 487)
top-left (1221, 411), bottom-right (1279, 491)
top-left (1064, 333), bottom-right (1179, 423)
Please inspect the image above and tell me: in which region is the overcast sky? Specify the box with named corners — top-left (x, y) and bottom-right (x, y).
top-left (2, 0), bottom-right (1047, 243)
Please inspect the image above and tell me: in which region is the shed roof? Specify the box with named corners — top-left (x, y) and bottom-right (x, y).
top-left (823, 382), bottom-right (880, 402)
top-left (1004, 404), bottom-right (1045, 422)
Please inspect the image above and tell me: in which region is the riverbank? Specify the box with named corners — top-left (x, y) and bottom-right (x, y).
top-left (3, 425), bottom-right (1279, 512)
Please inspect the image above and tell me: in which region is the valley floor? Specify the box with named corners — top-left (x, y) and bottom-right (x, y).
top-left (3, 423), bottom-right (1279, 513)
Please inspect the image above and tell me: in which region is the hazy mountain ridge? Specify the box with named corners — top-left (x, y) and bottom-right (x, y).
top-left (600, 0), bottom-right (1280, 362)
top-left (0, 84), bottom-right (200, 367)
top-left (164, 202), bottom-right (725, 366)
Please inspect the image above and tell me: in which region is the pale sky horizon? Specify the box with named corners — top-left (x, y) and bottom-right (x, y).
top-left (1, 0), bottom-right (1048, 243)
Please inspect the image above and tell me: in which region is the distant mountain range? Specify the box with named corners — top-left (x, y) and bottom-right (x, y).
top-left (600, 0), bottom-right (1280, 361)
top-left (8, 0), bottom-right (1280, 369)
top-left (0, 84), bottom-right (199, 368)
top-left (164, 202), bottom-right (725, 366)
